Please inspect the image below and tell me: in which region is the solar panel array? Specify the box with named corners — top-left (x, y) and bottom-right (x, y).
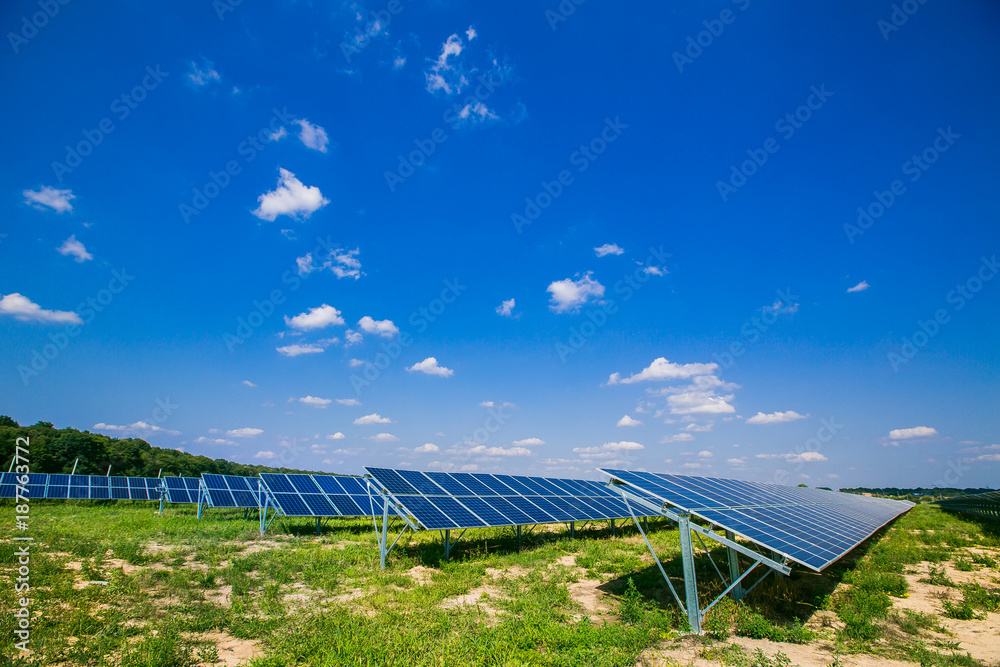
top-left (365, 467), bottom-right (654, 531)
top-left (937, 490), bottom-right (1000, 521)
top-left (202, 474), bottom-right (261, 508)
top-left (258, 473), bottom-right (372, 517)
top-left (162, 476), bottom-right (202, 503)
top-left (0, 473), bottom-right (163, 500)
top-left (600, 470), bottom-right (913, 571)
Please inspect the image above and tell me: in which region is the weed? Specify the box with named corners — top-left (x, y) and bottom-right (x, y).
top-left (921, 565), bottom-right (957, 587)
top-left (941, 599), bottom-right (981, 620)
top-left (952, 557), bottom-right (976, 572)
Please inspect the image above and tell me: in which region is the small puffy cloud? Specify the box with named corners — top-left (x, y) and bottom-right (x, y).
top-left (595, 243), bottom-right (624, 257)
top-left (327, 432), bottom-right (346, 440)
top-left (336, 398), bottom-right (361, 406)
top-left (407, 357), bottom-right (454, 377)
top-left (242, 380), bottom-right (257, 387)
top-left (268, 126), bottom-right (288, 142)
top-left (888, 426), bottom-right (938, 441)
top-left (746, 411), bottom-right (809, 425)
top-left (667, 391), bottom-right (736, 415)
top-left (293, 119), bottom-right (330, 153)
top-left (496, 298), bottom-right (516, 317)
top-left (468, 445), bottom-right (532, 457)
top-left (643, 265), bottom-right (666, 277)
top-left (970, 454), bottom-right (1000, 462)
top-left (455, 101), bottom-right (499, 124)
top-left (513, 437), bottom-right (545, 446)
top-left (603, 440), bottom-right (644, 451)
top-left (344, 330), bottom-right (363, 346)
top-left (299, 396), bottom-right (332, 408)
top-left (329, 248), bottom-right (362, 280)
top-left (285, 304), bottom-right (345, 330)
top-left (607, 358), bottom-right (718, 385)
top-left (480, 401), bottom-right (495, 407)
top-left (254, 451), bottom-right (277, 460)
top-left (227, 427), bottom-right (263, 437)
top-left (348, 359), bottom-right (366, 367)
top-left (276, 343), bottom-right (325, 357)
top-left (414, 443), bottom-right (440, 454)
top-left (188, 60), bottom-right (220, 86)
top-left (847, 281), bottom-right (869, 293)
top-left (23, 185), bottom-right (75, 213)
top-left (755, 452), bottom-right (828, 463)
top-left (466, 26), bottom-right (477, 40)
top-left (94, 421), bottom-right (181, 436)
top-left (727, 457), bottom-right (748, 467)
top-left (57, 235), bottom-right (93, 262)
top-left (354, 413), bottom-right (392, 425)
top-left (617, 415), bottom-right (643, 427)
top-left (547, 272), bottom-right (605, 313)
top-left (196, 436), bottom-right (237, 446)
top-left (660, 433), bottom-right (694, 444)
top-left (367, 433), bottom-right (399, 443)
top-left (685, 423), bottom-right (713, 432)
top-left (358, 316), bottom-right (398, 337)
top-left (252, 168), bottom-right (329, 222)
top-left (697, 450), bottom-right (713, 458)
top-left (0, 293), bottom-right (82, 325)
top-left (425, 32), bottom-right (469, 95)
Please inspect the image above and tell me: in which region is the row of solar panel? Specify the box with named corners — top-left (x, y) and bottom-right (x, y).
top-left (0, 473), bottom-right (164, 500)
top-left (258, 473), bottom-right (373, 517)
top-left (599, 469), bottom-right (913, 572)
top-left (936, 490), bottom-right (1000, 521)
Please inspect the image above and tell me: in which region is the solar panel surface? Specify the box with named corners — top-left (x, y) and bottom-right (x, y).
top-left (0, 472), bottom-right (48, 499)
top-left (162, 477), bottom-right (201, 503)
top-left (311, 475), bottom-right (374, 516)
top-left (202, 474), bottom-right (261, 508)
top-left (937, 490), bottom-right (1000, 521)
top-left (600, 470), bottom-right (913, 571)
top-left (364, 467), bottom-right (657, 531)
top-left (258, 473), bottom-right (339, 516)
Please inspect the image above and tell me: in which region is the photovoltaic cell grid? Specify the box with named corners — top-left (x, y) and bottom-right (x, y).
top-left (202, 474), bottom-right (261, 508)
top-left (599, 470), bottom-right (914, 572)
top-left (162, 477), bottom-right (202, 503)
top-left (937, 491), bottom-right (1000, 522)
top-left (364, 467), bottom-right (658, 531)
top-left (258, 473), bottom-right (373, 517)
top-left (0, 474), bottom-right (163, 500)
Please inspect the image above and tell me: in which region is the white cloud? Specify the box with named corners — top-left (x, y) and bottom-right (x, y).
top-left (57, 235), bottom-right (92, 262)
top-left (367, 433), bottom-right (399, 443)
top-left (328, 248), bottom-right (362, 280)
top-left (603, 440), bottom-right (644, 451)
top-left (276, 343), bottom-right (325, 357)
top-left (414, 443), bottom-right (440, 454)
top-left (327, 432), bottom-right (346, 440)
top-left (227, 427), bottom-right (263, 437)
top-left (332, 448), bottom-right (362, 456)
top-left (358, 316), bottom-right (398, 337)
top-left (407, 357), bottom-right (454, 377)
top-left (293, 119), bottom-right (330, 153)
top-left (697, 450), bottom-right (714, 458)
top-left (746, 411), bottom-right (809, 425)
top-left (0, 293), bottom-right (82, 325)
top-left (354, 413), bottom-right (392, 425)
top-left (888, 426), bottom-right (939, 441)
top-left (480, 401), bottom-right (495, 407)
top-left (682, 462), bottom-right (703, 469)
top-left (685, 423), bottom-right (713, 432)
top-left (344, 330), bottom-right (363, 346)
top-left (242, 380), bottom-right (257, 387)
top-left (455, 101), bottom-right (499, 124)
top-left (468, 445), bottom-right (532, 457)
top-left (547, 272), bottom-right (605, 313)
top-left (93, 421), bottom-right (181, 436)
top-left (495, 298), bottom-right (516, 317)
top-left (299, 395), bottom-right (332, 408)
top-left (513, 437), bottom-right (545, 446)
top-left (23, 185), bottom-right (75, 213)
top-left (755, 452), bottom-right (828, 463)
top-left (466, 26), bottom-right (477, 40)
top-left (727, 457), bottom-right (748, 467)
top-left (348, 359), bottom-right (366, 367)
top-left (188, 60), bottom-right (220, 86)
top-left (607, 358), bottom-right (718, 385)
top-left (268, 127), bottom-right (288, 142)
top-left (594, 243), bottom-right (624, 257)
top-left (667, 391), bottom-right (736, 415)
top-left (252, 168), bottom-right (329, 222)
top-left (970, 454), bottom-right (1000, 462)
top-left (296, 253), bottom-right (314, 276)
top-left (195, 436), bottom-right (238, 446)
top-left (254, 451), bottom-right (277, 460)
top-left (617, 415), bottom-right (643, 427)
top-left (336, 398), bottom-right (361, 406)
top-left (763, 299), bottom-right (799, 315)
top-left (847, 281), bottom-right (869, 293)
top-left (285, 304), bottom-right (344, 331)
top-left (643, 265), bottom-right (666, 277)
top-left (425, 32), bottom-right (469, 95)
top-left (660, 433), bottom-right (694, 444)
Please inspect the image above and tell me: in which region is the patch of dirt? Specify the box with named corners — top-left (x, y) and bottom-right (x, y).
top-left (485, 565), bottom-right (529, 580)
top-left (406, 565), bottom-right (435, 586)
top-left (323, 540), bottom-right (364, 551)
top-left (640, 636), bottom-right (914, 667)
top-left (144, 542), bottom-right (181, 555)
top-left (283, 582), bottom-right (326, 612)
top-left (205, 585), bottom-right (233, 607)
top-left (547, 553), bottom-right (616, 623)
top-left (238, 540), bottom-right (283, 555)
top-left (440, 584), bottom-right (505, 622)
top-left (64, 561), bottom-right (82, 571)
top-left (332, 587), bottom-right (366, 603)
top-left (185, 631), bottom-right (262, 667)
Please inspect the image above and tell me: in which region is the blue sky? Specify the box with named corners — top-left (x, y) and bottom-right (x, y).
top-left (2, 0), bottom-right (998, 488)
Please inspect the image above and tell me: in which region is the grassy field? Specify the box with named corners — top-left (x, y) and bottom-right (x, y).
top-left (0, 502), bottom-right (997, 666)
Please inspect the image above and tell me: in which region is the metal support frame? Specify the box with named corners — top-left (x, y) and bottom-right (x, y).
top-left (372, 490), bottom-right (419, 569)
top-left (569, 521), bottom-right (575, 538)
top-left (258, 486), bottom-right (281, 535)
top-left (610, 518), bottom-right (616, 536)
top-left (196, 483), bottom-right (208, 520)
top-left (610, 482), bottom-right (791, 634)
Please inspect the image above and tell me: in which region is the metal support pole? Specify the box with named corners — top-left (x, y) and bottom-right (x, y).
top-left (316, 517), bottom-right (321, 535)
top-left (197, 487), bottom-right (204, 520)
top-left (725, 530), bottom-right (744, 601)
top-left (517, 525), bottom-right (522, 549)
top-left (70, 458), bottom-right (78, 475)
top-left (443, 529), bottom-right (451, 561)
top-left (643, 516), bottom-right (648, 532)
top-left (569, 521), bottom-right (575, 538)
top-left (106, 465), bottom-right (112, 476)
top-left (677, 515), bottom-right (702, 634)
top-left (610, 518), bottom-right (616, 536)
top-left (379, 496), bottom-right (390, 569)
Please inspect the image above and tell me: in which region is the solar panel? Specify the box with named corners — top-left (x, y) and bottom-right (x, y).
top-left (258, 473), bottom-right (338, 517)
top-left (364, 467), bottom-right (656, 531)
top-left (162, 476), bottom-right (201, 503)
top-left (937, 490), bottom-right (1000, 521)
top-left (311, 474), bottom-right (374, 517)
top-left (599, 470), bottom-right (913, 572)
top-left (202, 474), bottom-right (261, 508)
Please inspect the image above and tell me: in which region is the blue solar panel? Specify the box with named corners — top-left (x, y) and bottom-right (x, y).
top-left (163, 477), bottom-right (200, 503)
top-left (365, 468), bottom-right (652, 531)
top-left (600, 470), bottom-right (913, 572)
top-left (201, 474), bottom-right (260, 508)
top-left (259, 473), bottom-right (361, 517)
top-left (310, 475), bottom-right (372, 517)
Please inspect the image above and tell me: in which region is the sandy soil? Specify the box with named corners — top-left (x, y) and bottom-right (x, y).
top-left (186, 631), bottom-right (262, 667)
